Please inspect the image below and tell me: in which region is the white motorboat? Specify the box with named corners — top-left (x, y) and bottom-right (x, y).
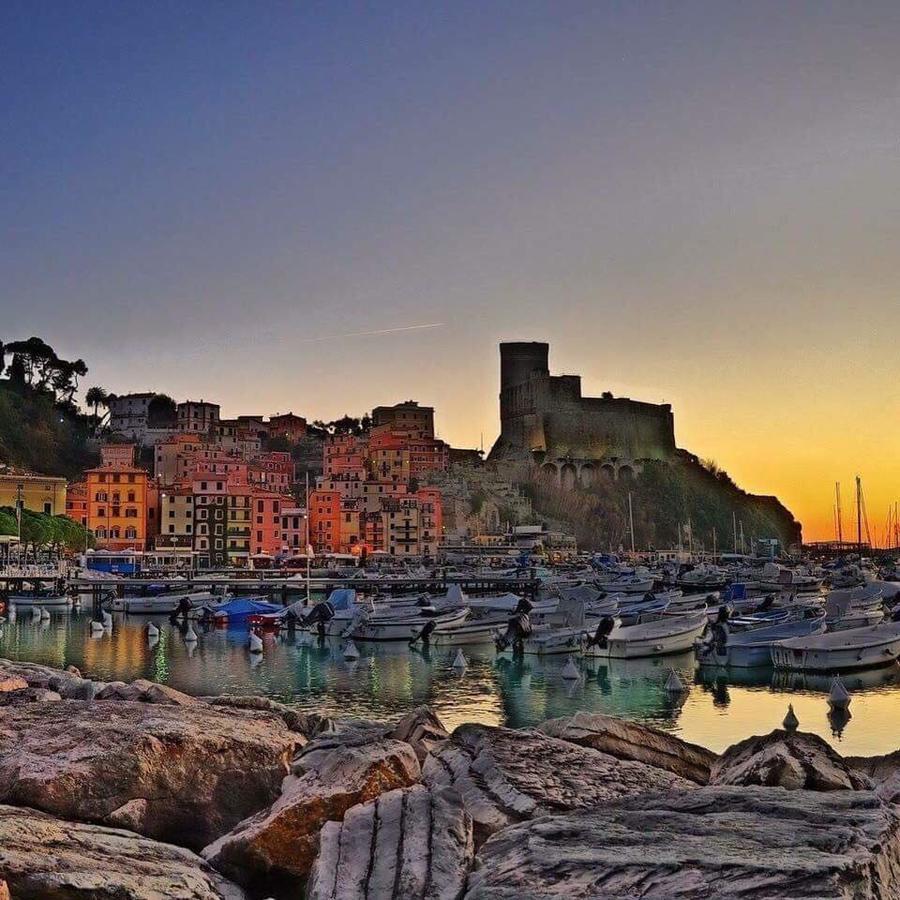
top-left (582, 610), bottom-right (708, 660)
top-left (107, 589), bottom-right (225, 614)
top-left (824, 585), bottom-right (885, 632)
top-left (757, 563), bottom-right (824, 594)
top-left (697, 610), bottom-right (827, 668)
top-left (7, 592), bottom-right (71, 609)
top-left (347, 606), bottom-right (469, 642)
top-left (771, 622), bottom-right (900, 672)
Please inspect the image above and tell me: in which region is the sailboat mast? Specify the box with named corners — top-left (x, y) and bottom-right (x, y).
top-left (627, 491), bottom-right (635, 555)
top-left (856, 475), bottom-right (862, 551)
top-left (835, 482), bottom-right (843, 546)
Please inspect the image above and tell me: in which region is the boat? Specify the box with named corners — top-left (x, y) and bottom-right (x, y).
top-left (582, 610), bottom-right (708, 660)
top-left (6, 591), bottom-right (71, 609)
top-left (107, 588), bottom-right (226, 614)
top-left (202, 597), bottom-right (283, 624)
top-left (824, 585), bottom-right (885, 631)
top-left (697, 609), bottom-right (827, 668)
top-left (770, 622), bottom-right (900, 672)
top-left (757, 563), bottom-right (824, 594)
top-left (347, 606), bottom-right (469, 642)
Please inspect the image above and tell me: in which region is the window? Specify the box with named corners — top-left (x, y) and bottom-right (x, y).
top-left (257, 531), bottom-right (262, 542)
top-left (96, 527), bottom-right (107, 538)
top-left (186, 524), bottom-right (192, 533)
top-left (97, 507), bottom-right (106, 518)
top-left (125, 527), bottom-right (136, 540)
top-left (127, 492), bottom-right (135, 502)
top-left (43, 501), bottom-right (52, 514)
top-left (169, 524), bottom-right (175, 534)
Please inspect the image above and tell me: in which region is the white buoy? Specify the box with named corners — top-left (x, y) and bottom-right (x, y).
top-left (102, 611), bottom-right (113, 629)
top-left (90, 619), bottom-right (104, 633)
top-left (561, 655), bottom-right (580, 681)
top-left (783, 703), bottom-right (799, 732)
top-left (828, 677), bottom-right (851, 711)
top-left (249, 631), bottom-right (264, 654)
top-left (665, 668), bottom-right (685, 693)
top-left (31, 607), bottom-right (42, 622)
top-left (147, 622), bottom-right (160, 639)
top-left (184, 624), bottom-right (198, 643)
top-left (148, 633), bottom-right (159, 650)
top-left (451, 649), bottom-right (468, 671)
top-left (343, 641), bottom-right (360, 660)
top-left (40, 608), bottom-right (51, 621)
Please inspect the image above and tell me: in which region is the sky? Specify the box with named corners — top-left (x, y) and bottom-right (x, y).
top-left (2, 1), bottom-right (899, 542)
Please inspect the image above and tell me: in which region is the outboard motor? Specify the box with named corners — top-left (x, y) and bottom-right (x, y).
top-left (494, 612), bottom-right (532, 653)
top-left (585, 616), bottom-right (616, 649)
top-left (300, 601), bottom-right (335, 629)
top-left (170, 595), bottom-right (192, 624)
top-left (410, 618), bottom-right (437, 648)
top-left (755, 594), bottom-right (775, 612)
top-left (515, 596), bottom-right (534, 616)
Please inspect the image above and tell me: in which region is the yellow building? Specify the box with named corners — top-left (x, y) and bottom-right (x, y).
top-left (0, 470), bottom-right (68, 516)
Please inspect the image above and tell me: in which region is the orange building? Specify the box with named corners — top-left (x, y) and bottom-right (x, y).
top-left (251, 489), bottom-right (284, 557)
top-left (323, 434), bottom-right (367, 478)
top-left (84, 465), bottom-right (152, 550)
top-left (268, 412), bottom-right (307, 443)
top-left (66, 481), bottom-right (88, 528)
top-left (309, 489), bottom-right (341, 553)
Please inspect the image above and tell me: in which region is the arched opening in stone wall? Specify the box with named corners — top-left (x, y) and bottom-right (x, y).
top-left (600, 464), bottom-right (615, 480)
top-left (541, 462), bottom-right (559, 482)
top-left (560, 463), bottom-right (578, 491)
top-left (618, 464), bottom-right (634, 481)
top-left (579, 463), bottom-right (596, 488)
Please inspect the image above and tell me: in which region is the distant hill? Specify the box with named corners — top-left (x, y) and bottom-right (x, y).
top-left (516, 452), bottom-right (801, 553)
top-left (0, 381), bottom-right (99, 479)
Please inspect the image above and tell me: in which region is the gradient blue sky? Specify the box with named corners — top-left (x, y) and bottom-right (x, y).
top-left (3, 2), bottom-right (899, 538)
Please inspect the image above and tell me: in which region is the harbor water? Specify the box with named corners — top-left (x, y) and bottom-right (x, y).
top-left (3, 606), bottom-right (900, 756)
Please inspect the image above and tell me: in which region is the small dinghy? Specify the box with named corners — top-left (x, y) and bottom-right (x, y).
top-left (583, 610), bottom-right (708, 660)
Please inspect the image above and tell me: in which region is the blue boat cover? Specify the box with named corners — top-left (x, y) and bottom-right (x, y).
top-left (211, 598), bottom-right (282, 620)
top-left (326, 589), bottom-right (357, 611)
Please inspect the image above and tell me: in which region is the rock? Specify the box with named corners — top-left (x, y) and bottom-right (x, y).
top-left (0, 677), bottom-right (27, 694)
top-left (390, 706), bottom-right (449, 763)
top-left (0, 699), bottom-right (299, 850)
top-left (65, 664), bottom-right (82, 677)
top-left (0, 687), bottom-right (61, 706)
top-left (203, 738), bottom-right (421, 885)
top-left (422, 724), bottom-right (693, 846)
top-left (307, 785), bottom-right (473, 900)
top-left (0, 658), bottom-right (100, 699)
top-left (291, 718), bottom-right (389, 774)
top-left (0, 803), bottom-right (246, 899)
top-left (464, 786), bottom-right (900, 899)
top-left (95, 678), bottom-right (196, 705)
top-left (711, 729), bottom-right (871, 791)
top-left (849, 749), bottom-right (900, 784)
top-left (540, 711), bottom-right (716, 784)
top-left (0, 878), bottom-right (8, 900)
top-left (206, 694), bottom-right (322, 737)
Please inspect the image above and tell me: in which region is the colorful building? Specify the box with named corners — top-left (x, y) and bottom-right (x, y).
top-left (177, 400), bottom-right (220, 434)
top-left (84, 465), bottom-right (152, 550)
top-left (0, 469), bottom-right (68, 516)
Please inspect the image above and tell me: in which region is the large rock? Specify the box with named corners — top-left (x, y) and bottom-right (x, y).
top-left (390, 706), bottom-right (449, 763)
top-left (307, 785), bottom-right (472, 900)
top-left (0, 803), bottom-right (246, 899)
top-left (849, 749), bottom-right (900, 784)
top-left (422, 724), bottom-right (693, 845)
top-left (0, 658), bottom-right (99, 699)
top-left (95, 678), bottom-right (197, 705)
top-left (0, 699), bottom-right (299, 850)
top-left (540, 711), bottom-right (716, 783)
top-left (464, 786), bottom-right (900, 899)
top-left (205, 694), bottom-right (324, 738)
top-left (711, 729), bottom-right (872, 791)
top-left (203, 738), bottom-right (421, 886)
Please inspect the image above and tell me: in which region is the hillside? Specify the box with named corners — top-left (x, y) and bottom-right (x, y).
top-left (0, 381), bottom-right (99, 479)
top-left (514, 453), bottom-right (800, 553)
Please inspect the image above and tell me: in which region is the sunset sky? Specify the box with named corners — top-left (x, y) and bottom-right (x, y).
top-left (3, 2), bottom-right (899, 542)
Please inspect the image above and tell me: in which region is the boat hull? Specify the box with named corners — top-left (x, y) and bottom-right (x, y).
top-left (771, 624), bottom-right (900, 672)
top-left (8, 594), bottom-right (70, 609)
top-left (584, 612), bottom-right (708, 660)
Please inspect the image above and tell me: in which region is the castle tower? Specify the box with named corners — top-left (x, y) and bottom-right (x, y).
top-left (499, 342), bottom-right (549, 392)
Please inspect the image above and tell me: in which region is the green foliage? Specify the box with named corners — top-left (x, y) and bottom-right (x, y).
top-left (0, 506), bottom-right (92, 552)
top-left (0, 381), bottom-right (99, 478)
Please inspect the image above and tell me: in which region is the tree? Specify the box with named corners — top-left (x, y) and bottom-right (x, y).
top-left (85, 386), bottom-right (109, 422)
top-left (147, 393), bottom-right (177, 427)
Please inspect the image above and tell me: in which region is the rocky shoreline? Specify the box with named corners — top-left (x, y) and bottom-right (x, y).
top-left (2, 658), bottom-right (900, 898)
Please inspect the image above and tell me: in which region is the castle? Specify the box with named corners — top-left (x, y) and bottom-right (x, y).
top-left (489, 342), bottom-right (676, 486)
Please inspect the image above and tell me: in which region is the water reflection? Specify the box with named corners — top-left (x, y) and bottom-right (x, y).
top-left (2, 608), bottom-right (900, 756)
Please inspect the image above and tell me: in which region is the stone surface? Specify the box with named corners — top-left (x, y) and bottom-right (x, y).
top-left (849, 749), bottom-right (900, 784)
top-left (0, 658), bottom-right (100, 699)
top-left (464, 786), bottom-right (900, 899)
top-left (540, 711), bottom-right (716, 784)
top-left (203, 738), bottom-right (421, 886)
top-left (390, 706), bottom-right (449, 763)
top-left (206, 694), bottom-right (322, 737)
top-left (0, 699), bottom-right (298, 850)
top-left (0, 803), bottom-right (246, 899)
top-left (0, 676), bottom-right (27, 693)
top-left (711, 729), bottom-right (872, 791)
top-left (95, 678), bottom-right (197, 705)
top-left (0, 686), bottom-right (61, 706)
top-left (422, 724), bottom-right (693, 845)
top-left (291, 718), bottom-right (389, 774)
top-left (307, 785), bottom-right (472, 900)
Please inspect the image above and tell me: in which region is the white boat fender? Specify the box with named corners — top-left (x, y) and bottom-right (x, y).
top-left (102, 611), bottom-right (113, 629)
top-left (184, 625), bottom-right (198, 643)
top-left (343, 641), bottom-right (361, 660)
top-left (249, 631), bottom-right (264, 654)
top-left (783, 704), bottom-right (799, 733)
top-left (147, 622), bottom-right (160, 639)
top-left (40, 608), bottom-right (51, 621)
top-left (561, 656), bottom-right (580, 680)
top-left (90, 619), bottom-right (104, 633)
top-left (665, 669), bottom-right (685, 693)
top-left (451, 649), bottom-right (467, 671)
top-left (828, 677), bottom-right (851, 711)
